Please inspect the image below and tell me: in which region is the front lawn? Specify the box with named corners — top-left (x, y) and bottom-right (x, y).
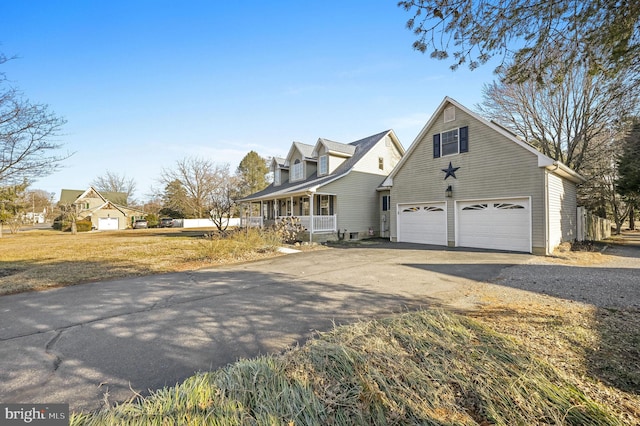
top-left (0, 227), bottom-right (285, 295)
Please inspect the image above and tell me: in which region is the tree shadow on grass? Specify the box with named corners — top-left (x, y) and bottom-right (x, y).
top-left (404, 260), bottom-right (640, 398)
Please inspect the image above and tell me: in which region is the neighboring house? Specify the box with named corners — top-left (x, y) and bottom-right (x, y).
top-left (239, 130), bottom-right (405, 242)
top-left (59, 186), bottom-right (145, 230)
top-left (381, 97), bottom-right (585, 255)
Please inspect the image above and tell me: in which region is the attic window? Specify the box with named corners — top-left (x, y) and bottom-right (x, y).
top-left (274, 169), bottom-right (281, 186)
top-left (444, 106), bottom-right (455, 123)
top-left (291, 160), bottom-right (303, 181)
top-left (378, 157), bottom-right (384, 170)
top-left (319, 155), bottom-right (328, 175)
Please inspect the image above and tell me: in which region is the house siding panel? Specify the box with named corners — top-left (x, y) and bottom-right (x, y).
top-left (547, 171), bottom-right (577, 252)
top-left (390, 104), bottom-right (546, 251)
top-left (353, 134), bottom-right (403, 175)
top-left (320, 171), bottom-right (384, 237)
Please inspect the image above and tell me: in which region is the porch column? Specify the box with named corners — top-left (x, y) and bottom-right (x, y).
top-left (290, 196), bottom-right (294, 216)
top-left (308, 193), bottom-right (314, 243)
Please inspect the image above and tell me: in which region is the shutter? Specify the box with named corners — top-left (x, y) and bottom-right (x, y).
top-left (329, 196), bottom-right (334, 215)
top-left (459, 126), bottom-right (469, 153)
top-left (433, 134), bottom-right (441, 158)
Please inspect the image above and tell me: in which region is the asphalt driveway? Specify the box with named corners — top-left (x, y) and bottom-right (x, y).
top-left (1, 239), bottom-right (637, 412)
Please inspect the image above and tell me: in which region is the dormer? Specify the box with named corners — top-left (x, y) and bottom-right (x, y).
top-left (271, 157), bottom-right (288, 186)
top-left (312, 138), bottom-right (356, 176)
top-left (286, 142), bottom-right (317, 183)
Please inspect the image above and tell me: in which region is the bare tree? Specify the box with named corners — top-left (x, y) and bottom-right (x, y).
top-left (91, 170), bottom-right (136, 205)
top-left (579, 130), bottom-right (632, 234)
top-left (159, 157), bottom-right (229, 219)
top-left (1, 53), bottom-right (70, 185)
top-left (479, 56), bottom-right (638, 173)
top-left (207, 166), bottom-right (239, 232)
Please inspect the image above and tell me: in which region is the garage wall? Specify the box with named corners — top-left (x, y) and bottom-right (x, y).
top-left (390, 102), bottom-right (546, 251)
top-left (547, 171), bottom-right (578, 252)
top-left (92, 210), bottom-right (127, 230)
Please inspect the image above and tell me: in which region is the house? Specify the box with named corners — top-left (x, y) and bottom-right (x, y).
top-left (239, 130), bottom-right (405, 242)
top-left (381, 97), bottom-right (585, 255)
top-left (59, 186), bottom-right (145, 230)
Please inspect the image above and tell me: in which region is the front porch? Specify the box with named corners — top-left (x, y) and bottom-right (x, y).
top-left (240, 194), bottom-right (337, 234)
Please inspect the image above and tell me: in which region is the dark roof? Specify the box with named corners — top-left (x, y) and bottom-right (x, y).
top-left (59, 187), bottom-right (128, 205)
top-left (317, 138), bottom-right (357, 156)
top-left (240, 130), bottom-right (391, 201)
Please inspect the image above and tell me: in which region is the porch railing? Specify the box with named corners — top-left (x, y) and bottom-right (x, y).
top-left (243, 215), bottom-right (337, 233)
top-left (278, 215), bottom-right (337, 233)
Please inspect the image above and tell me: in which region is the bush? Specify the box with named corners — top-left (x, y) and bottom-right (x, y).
top-left (270, 216), bottom-right (305, 244)
top-left (145, 213), bottom-right (159, 228)
top-left (75, 220), bottom-right (93, 232)
top-left (196, 228), bottom-right (279, 262)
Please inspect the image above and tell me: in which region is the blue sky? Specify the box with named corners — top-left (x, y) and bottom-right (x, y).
top-left (2, 1), bottom-right (499, 201)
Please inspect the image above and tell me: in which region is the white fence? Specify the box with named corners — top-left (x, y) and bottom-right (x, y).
top-left (181, 218), bottom-right (241, 228)
top-left (577, 207), bottom-right (612, 242)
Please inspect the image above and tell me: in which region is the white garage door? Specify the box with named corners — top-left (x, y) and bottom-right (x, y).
top-left (98, 217), bottom-right (119, 230)
top-left (397, 202), bottom-right (447, 245)
top-left (457, 198), bottom-right (531, 252)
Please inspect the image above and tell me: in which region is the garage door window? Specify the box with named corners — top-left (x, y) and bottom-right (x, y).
top-left (494, 202), bottom-right (525, 210)
top-left (462, 204), bottom-right (487, 211)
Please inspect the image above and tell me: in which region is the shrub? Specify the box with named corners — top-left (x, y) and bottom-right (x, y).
top-left (75, 220), bottom-right (93, 232)
top-left (196, 228), bottom-right (279, 262)
top-left (145, 213), bottom-right (159, 228)
top-left (270, 216), bottom-right (305, 244)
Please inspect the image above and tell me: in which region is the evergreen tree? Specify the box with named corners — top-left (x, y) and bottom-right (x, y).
top-left (237, 151), bottom-right (269, 197)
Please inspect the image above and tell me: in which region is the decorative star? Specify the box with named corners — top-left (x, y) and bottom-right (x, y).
top-left (441, 162), bottom-right (460, 180)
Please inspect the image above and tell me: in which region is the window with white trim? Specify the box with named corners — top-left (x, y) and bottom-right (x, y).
top-left (433, 126), bottom-right (469, 158)
top-left (319, 155), bottom-right (328, 175)
top-left (441, 129), bottom-right (459, 156)
top-left (378, 157), bottom-right (384, 170)
top-left (382, 195), bottom-right (390, 211)
top-left (291, 160), bottom-right (303, 181)
top-left (320, 195), bottom-right (330, 215)
top-left (274, 169), bottom-right (281, 186)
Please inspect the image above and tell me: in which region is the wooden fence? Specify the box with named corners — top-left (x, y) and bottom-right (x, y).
top-left (577, 207), bottom-right (612, 242)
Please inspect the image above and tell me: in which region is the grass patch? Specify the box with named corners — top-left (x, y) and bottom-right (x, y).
top-left (70, 309), bottom-right (622, 425)
top-left (0, 228), bottom-right (285, 295)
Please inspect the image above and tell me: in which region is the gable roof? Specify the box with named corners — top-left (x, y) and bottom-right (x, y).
top-left (313, 138), bottom-right (357, 157)
top-left (240, 130), bottom-right (398, 202)
top-left (286, 142), bottom-right (316, 164)
top-left (383, 97), bottom-right (585, 186)
top-left (60, 186), bottom-right (129, 205)
top-left (271, 157), bottom-right (288, 170)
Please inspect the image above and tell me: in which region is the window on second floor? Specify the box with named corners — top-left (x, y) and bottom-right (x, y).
top-left (319, 155), bottom-right (328, 175)
top-left (274, 169), bottom-right (281, 186)
top-left (291, 160), bottom-right (303, 181)
top-left (433, 126), bottom-right (469, 158)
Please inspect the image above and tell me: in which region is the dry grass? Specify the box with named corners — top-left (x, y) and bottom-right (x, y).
top-left (70, 309), bottom-right (623, 425)
top-left (0, 228), bottom-right (285, 295)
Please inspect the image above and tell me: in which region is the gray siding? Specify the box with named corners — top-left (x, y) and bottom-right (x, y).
top-left (390, 103), bottom-right (547, 251)
top-left (547, 171), bottom-right (577, 252)
top-left (320, 171), bottom-right (385, 237)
